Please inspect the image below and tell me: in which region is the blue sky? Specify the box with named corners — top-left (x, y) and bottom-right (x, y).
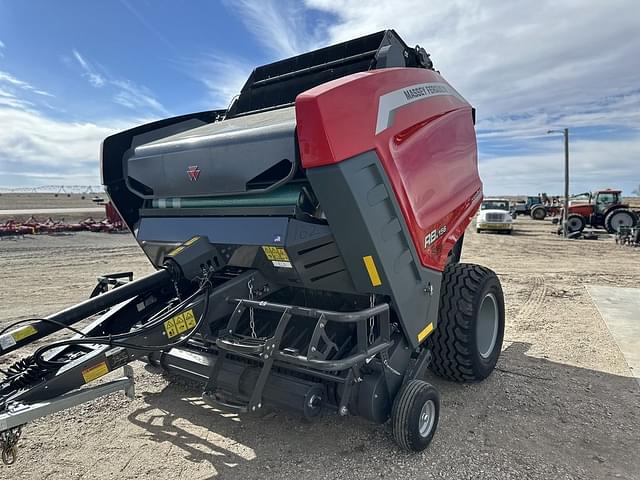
top-left (0, 0), bottom-right (638, 195)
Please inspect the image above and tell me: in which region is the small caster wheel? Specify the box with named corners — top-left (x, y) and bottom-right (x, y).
top-left (391, 380), bottom-right (440, 452)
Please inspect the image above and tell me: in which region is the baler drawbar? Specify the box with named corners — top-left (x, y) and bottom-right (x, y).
top-left (0, 30), bottom-right (505, 462)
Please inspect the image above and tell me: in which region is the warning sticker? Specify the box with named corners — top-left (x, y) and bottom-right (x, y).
top-left (183, 236), bottom-right (201, 246)
top-left (82, 361), bottom-right (110, 383)
top-left (164, 308), bottom-right (197, 339)
top-left (0, 325), bottom-right (38, 351)
top-left (272, 261), bottom-right (293, 268)
top-left (184, 310), bottom-right (197, 329)
top-left (262, 246), bottom-right (293, 268)
top-left (12, 325), bottom-right (38, 342)
top-left (167, 245), bottom-right (185, 257)
top-left (0, 334), bottom-right (17, 351)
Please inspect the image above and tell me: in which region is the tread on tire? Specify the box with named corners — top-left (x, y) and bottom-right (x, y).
top-left (429, 263), bottom-right (505, 382)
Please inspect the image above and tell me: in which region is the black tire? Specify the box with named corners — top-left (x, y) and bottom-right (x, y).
top-left (530, 206), bottom-right (546, 220)
top-left (429, 263), bottom-right (505, 382)
top-left (504, 229), bottom-right (513, 235)
top-left (565, 214), bottom-right (586, 233)
top-left (476, 228), bottom-right (481, 233)
top-left (604, 209), bottom-right (637, 234)
top-left (391, 380), bottom-right (440, 452)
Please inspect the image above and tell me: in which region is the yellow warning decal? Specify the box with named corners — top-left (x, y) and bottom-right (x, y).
top-left (262, 246), bottom-right (290, 262)
top-left (164, 308), bottom-right (196, 339)
top-left (167, 245), bottom-right (185, 257)
top-left (183, 236), bottom-right (201, 246)
top-left (82, 361), bottom-right (110, 383)
top-left (12, 325), bottom-right (38, 342)
top-left (417, 323), bottom-right (434, 342)
top-left (363, 255), bottom-right (382, 287)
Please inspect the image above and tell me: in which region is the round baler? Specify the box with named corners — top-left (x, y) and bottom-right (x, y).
top-left (0, 30), bottom-right (504, 462)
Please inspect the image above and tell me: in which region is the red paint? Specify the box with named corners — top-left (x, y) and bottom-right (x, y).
top-left (569, 203), bottom-right (594, 218)
top-left (296, 68), bottom-right (482, 271)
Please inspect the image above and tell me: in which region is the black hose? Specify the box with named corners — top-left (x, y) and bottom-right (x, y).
top-left (33, 280), bottom-right (213, 369)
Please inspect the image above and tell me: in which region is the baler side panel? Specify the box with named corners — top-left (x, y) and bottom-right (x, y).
top-left (307, 152), bottom-right (441, 349)
top-left (296, 68), bottom-right (482, 271)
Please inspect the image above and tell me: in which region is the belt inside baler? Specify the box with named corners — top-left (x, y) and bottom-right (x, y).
top-left (150, 184), bottom-right (302, 209)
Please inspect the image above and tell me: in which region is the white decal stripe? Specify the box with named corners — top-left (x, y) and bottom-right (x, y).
top-left (375, 82), bottom-right (466, 134)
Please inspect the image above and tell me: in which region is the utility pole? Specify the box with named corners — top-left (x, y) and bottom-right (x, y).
top-left (548, 128), bottom-right (570, 237)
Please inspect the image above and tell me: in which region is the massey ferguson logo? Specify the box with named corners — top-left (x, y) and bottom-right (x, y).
top-left (186, 165), bottom-right (200, 181)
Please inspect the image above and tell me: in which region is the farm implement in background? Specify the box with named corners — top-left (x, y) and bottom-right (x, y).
top-left (0, 202), bottom-right (126, 237)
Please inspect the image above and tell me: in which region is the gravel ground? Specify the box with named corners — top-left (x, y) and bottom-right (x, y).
top-left (1, 218), bottom-right (639, 479)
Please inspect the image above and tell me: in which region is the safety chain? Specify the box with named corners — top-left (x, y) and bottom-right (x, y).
top-left (248, 279), bottom-right (257, 338)
top-left (1, 425), bottom-right (22, 465)
top-left (368, 294), bottom-right (375, 345)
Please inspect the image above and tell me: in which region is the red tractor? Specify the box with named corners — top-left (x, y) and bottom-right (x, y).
top-left (565, 189), bottom-right (638, 233)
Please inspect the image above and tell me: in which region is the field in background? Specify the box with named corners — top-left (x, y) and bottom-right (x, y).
top-left (0, 193), bottom-right (108, 223)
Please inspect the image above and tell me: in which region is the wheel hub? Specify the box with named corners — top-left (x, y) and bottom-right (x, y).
top-left (477, 292), bottom-right (499, 359)
top-left (419, 400), bottom-right (436, 437)
top-left (567, 218), bottom-right (582, 231)
top-left (612, 212), bottom-right (633, 229)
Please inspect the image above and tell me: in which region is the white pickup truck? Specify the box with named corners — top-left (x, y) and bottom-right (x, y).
top-left (476, 198), bottom-right (514, 234)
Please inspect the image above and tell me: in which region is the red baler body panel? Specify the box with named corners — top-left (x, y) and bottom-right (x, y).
top-left (296, 68), bottom-right (482, 271)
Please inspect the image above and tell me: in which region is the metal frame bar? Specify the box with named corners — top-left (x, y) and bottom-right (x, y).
top-left (201, 297), bottom-right (394, 413)
top-left (0, 366), bottom-right (134, 433)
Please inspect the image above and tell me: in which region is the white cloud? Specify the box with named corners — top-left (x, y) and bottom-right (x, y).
top-left (72, 49), bottom-right (106, 87)
top-left (0, 68), bottom-right (146, 186)
top-left (304, 0), bottom-right (640, 118)
top-left (0, 39), bottom-right (4, 57)
top-left (225, 0), bottom-right (326, 58)
top-left (0, 105), bottom-right (130, 185)
top-left (0, 70), bottom-right (53, 97)
top-left (479, 135), bottom-right (640, 195)
top-left (188, 54), bottom-right (252, 108)
top-left (70, 49), bottom-right (167, 115)
top-left (111, 79), bottom-right (168, 115)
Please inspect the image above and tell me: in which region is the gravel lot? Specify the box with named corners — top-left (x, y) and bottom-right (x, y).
top-left (1, 218), bottom-right (639, 479)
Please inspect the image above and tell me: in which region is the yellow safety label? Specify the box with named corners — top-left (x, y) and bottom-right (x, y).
top-left (167, 245), bottom-right (185, 257)
top-left (12, 325), bottom-right (38, 342)
top-left (363, 255), bottom-right (382, 287)
top-left (82, 361), bottom-right (110, 383)
top-left (164, 308), bottom-right (196, 339)
top-left (184, 236), bottom-right (201, 246)
top-left (262, 246), bottom-right (290, 262)
top-left (184, 310), bottom-right (197, 329)
top-left (417, 323), bottom-right (434, 342)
